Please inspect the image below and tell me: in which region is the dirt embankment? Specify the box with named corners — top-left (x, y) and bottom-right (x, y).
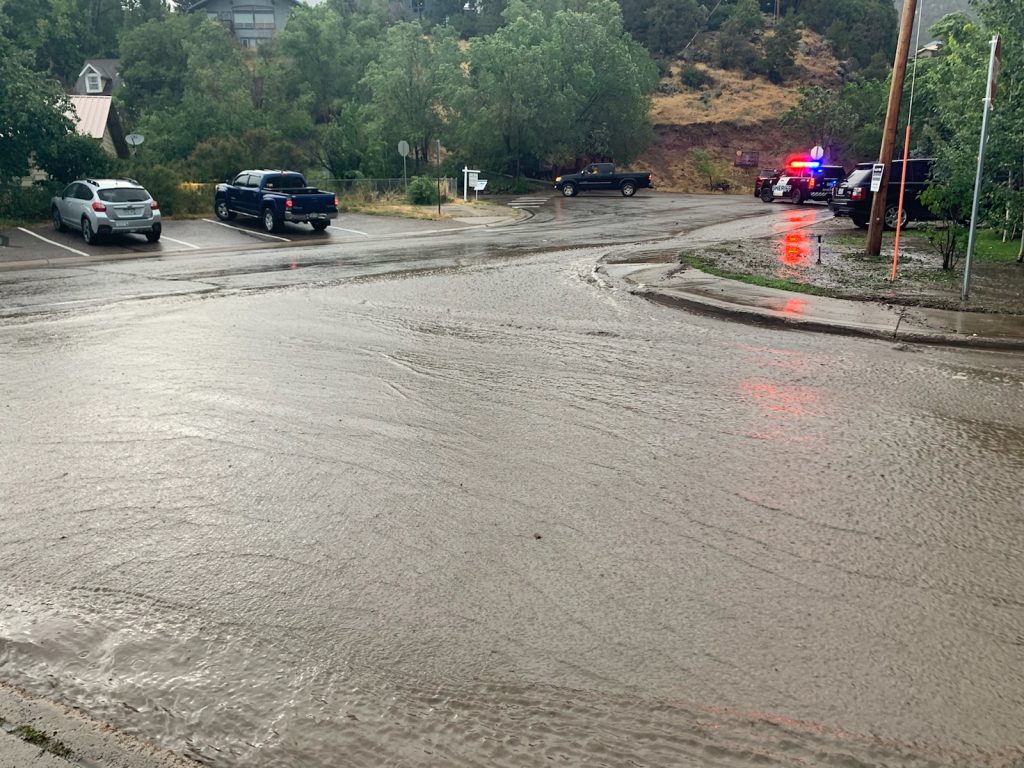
top-left (638, 30), bottom-right (845, 193)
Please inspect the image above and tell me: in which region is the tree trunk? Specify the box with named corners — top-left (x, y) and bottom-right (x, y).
top-left (1018, 211), bottom-right (1023, 263)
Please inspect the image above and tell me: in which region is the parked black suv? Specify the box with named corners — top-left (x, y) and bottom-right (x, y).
top-left (830, 158), bottom-right (935, 229)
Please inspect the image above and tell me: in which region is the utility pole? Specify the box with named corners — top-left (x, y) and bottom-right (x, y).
top-left (866, 0), bottom-right (919, 257)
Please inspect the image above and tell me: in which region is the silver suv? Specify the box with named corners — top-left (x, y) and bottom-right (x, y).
top-left (51, 179), bottom-right (161, 244)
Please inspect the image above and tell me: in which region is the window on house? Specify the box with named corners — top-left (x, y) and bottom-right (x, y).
top-left (85, 73), bottom-right (102, 93)
top-left (233, 8), bottom-right (275, 30)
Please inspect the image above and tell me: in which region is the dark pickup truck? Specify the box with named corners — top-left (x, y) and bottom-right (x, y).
top-left (554, 163), bottom-right (654, 197)
top-left (214, 170), bottom-right (338, 233)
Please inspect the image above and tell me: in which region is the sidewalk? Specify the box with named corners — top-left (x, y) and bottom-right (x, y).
top-left (615, 263), bottom-right (1024, 351)
top-left (0, 683), bottom-right (199, 768)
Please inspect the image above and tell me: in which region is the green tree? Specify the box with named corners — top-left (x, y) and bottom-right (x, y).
top-left (797, 0), bottom-right (897, 74)
top-left (779, 86), bottom-right (857, 159)
top-left (360, 23), bottom-right (464, 170)
top-left (761, 13), bottom-right (800, 83)
top-left (0, 38), bottom-right (76, 185)
top-left (642, 0), bottom-right (705, 57)
top-left (458, 0), bottom-right (656, 177)
top-left (117, 13), bottom-right (197, 120)
top-left (128, 18), bottom-right (250, 164)
top-left (714, 0), bottom-right (763, 71)
top-left (0, 0), bottom-right (129, 84)
top-left (260, 3), bottom-right (380, 125)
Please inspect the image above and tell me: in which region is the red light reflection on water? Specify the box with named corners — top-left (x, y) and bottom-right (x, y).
top-left (767, 297), bottom-right (807, 315)
top-left (770, 211), bottom-right (819, 280)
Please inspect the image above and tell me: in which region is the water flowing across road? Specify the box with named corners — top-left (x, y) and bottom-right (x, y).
top-left (2, 198), bottom-right (1023, 766)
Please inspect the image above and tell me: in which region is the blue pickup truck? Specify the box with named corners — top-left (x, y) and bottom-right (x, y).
top-left (214, 170), bottom-right (338, 233)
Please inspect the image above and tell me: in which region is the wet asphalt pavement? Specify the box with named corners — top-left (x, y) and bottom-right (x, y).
top-left (1, 193), bottom-right (1023, 767)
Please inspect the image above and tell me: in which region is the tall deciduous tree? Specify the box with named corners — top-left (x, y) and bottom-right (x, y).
top-left (0, 37), bottom-right (74, 185)
top-left (458, 0), bottom-right (656, 177)
top-left (361, 23), bottom-right (464, 170)
top-left (779, 86), bottom-right (857, 158)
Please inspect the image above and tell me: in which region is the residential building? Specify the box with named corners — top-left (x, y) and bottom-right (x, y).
top-left (66, 95), bottom-right (130, 159)
top-left (73, 59), bottom-right (122, 96)
top-left (184, 0), bottom-right (302, 48)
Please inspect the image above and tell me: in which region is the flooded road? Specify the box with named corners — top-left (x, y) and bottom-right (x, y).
top-left (2, 195), bottom-right (1023, 766)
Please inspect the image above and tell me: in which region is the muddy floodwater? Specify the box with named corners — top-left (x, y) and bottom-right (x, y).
top-left (2, 241), bottom-right (1024, 767)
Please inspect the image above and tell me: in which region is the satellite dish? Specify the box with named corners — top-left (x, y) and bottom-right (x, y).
top-left (397, 140), bottom-right (410, 158)
top-left (126, 134), bottom-right (145, 147)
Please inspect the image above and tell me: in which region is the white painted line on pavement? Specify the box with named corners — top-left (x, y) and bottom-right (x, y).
top-left (201, 218), bottom-right (291, 242)
top-left (160, 235), bottom-right (200, 249)
top-left (329, 226), bottom-right (370, 237)
top-left (17, 228), bottom-right (90, 257)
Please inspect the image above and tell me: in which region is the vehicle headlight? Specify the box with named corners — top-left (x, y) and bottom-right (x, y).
top-left (555, 176), bottom-right (561, 183)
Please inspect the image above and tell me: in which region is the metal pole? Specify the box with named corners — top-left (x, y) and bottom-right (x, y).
top-left (962, 35), bottom-right (1000, 302)
top-left (866, 0), bottom-right (918, 256)
top-left (436, 139), bottom-right (441, 218)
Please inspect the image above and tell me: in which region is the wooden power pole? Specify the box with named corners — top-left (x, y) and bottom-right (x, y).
top-left (866, 0), bottom-right (919, 257)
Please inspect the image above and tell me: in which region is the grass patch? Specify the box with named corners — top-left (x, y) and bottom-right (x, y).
top-left (682, 253), bottom-right (842, 297)
top-left (975, 229), bottom-right (1024, 263)
top-left (336, 199), bottom-right (447, 220)
top-left (5, 723), bottom-right (75, 760)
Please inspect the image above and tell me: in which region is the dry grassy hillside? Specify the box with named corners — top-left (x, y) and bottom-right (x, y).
top-left (636, 29), bottom-right (843, 193)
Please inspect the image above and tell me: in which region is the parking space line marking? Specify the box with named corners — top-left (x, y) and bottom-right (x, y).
top-left (201, 219), bottom-right (291, 242)
top-left (329, 226), bottom-right (370, 237)
top-left (17, 228), bottom-right (89, 257)
top-left (160, 235), bottom-right (200, 249)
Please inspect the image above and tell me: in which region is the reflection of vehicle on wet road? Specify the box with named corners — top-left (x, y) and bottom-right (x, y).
top-left (51, 178), bottom-right (162, 244)
top-left (214, 170), bottom-right (338, 234)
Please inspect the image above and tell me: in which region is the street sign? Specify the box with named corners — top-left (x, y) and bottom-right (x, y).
top-left (870, 163), bottom-right (885, 192)
top-left (810, 145), bottom-right (824, 160)
top-left (397, 140), bottom-right (409, 157)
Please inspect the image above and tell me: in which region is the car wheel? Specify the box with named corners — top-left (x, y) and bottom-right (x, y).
top-left (790, 188), bottom-right (804, 205)
top-left (311, 220), bottom-right (329, 232)
top-left (214, 198), bottom-right (235, 221)
top-left (262, 207), bottom-right (282, 233)
top-left (621, 181), bottom-right (636, 197)
top-left (561, 183), bottom-right (577, 197)
top-left (884, 204), bottom-right (907, 230)
top-left (52, 208), bottom-right (66, 232)
top-left (146, 224), bottom-right (161, 243)
top-left (760, 186), bottom-right (773, 203)
top-left (82, 218), bottom-right (95, 244)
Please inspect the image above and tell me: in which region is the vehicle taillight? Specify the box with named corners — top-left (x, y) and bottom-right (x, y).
top-left (334, 196), bottom-right (339, 207)
top-left (807, 178), bottom-right (815, 189)
top-left (851, 188), bottom-right (864, 200)
top-left (285, 198), bottom-right (293, 209)
top-left (150, 200), bottom-right (159, 210)
top-left (647, 174), bottom-right (652, 182)
top-left (91, 201), bottom-right (106, 212)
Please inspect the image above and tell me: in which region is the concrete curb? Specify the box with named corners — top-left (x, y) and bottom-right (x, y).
top-left (624, 264), bottom-right (1024, 352)
top-left (0, 682), bottom-right (200, 768)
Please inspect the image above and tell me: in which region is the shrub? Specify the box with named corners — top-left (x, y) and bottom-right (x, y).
top-left (406, 175), bottom-right (447, 205)
top-left (679, 64), bottom-right (714, 90)
top-left (0, 180), bottom-right (62, 223)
